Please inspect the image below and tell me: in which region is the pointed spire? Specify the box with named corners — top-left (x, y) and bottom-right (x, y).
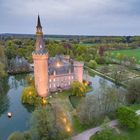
top-left (37, 14), bottom-right (42, 28)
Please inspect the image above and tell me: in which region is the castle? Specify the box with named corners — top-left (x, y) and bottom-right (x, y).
top-left (32, 16), bottom-right (84, 97)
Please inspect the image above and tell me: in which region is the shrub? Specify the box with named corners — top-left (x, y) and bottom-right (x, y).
top-left (71, 81), bottom-right (86, 97)
top-left (88, 60), bottom-right (97, 69)
top-left (116, 106), bottom-right (139, 129)
top-left (90, 129), bottom-right (130, 140)
top-left (21, 86), bottom-right (37, 105)
top-left (90, 128), bottom-right (113, 140)
top-left (127, 79), bottom-right (140, 104)
top-left (95, 56), bottom-right (106, 64)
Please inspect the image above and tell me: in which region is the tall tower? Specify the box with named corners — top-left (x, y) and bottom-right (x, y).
top-left (32, 15), bottom-right (49, 97)
top-left (73, 61), bottom-right (84, 83)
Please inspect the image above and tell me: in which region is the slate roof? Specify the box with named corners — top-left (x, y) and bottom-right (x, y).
top-left (48, 55), bottom-right (73, 75)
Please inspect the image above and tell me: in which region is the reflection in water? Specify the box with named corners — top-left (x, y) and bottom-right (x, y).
top-left (0, 78), bottom-right (10, 117)
top-left (0, 74), bottom-right (33, 140)
top-left (10, 74), bottom-right (27, 89)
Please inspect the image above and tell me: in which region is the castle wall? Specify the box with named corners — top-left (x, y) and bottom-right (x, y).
top-left (49, 73), bottom-right (74, 92)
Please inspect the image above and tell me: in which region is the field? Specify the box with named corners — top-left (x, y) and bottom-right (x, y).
top-left (112, 49), bottom-right (140, 64)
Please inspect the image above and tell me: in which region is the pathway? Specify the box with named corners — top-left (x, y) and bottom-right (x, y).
top-left (72, 120), bottom-right (118, 140)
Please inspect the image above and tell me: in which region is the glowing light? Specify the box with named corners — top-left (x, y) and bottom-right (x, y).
top-left (42, 98), bottom-right (47, 105)
top-left (66, 126), bottom-right (71, 132)
top-left (84, 82), bottom-right (88, 86)
top-left (63, 118), bottom-right (67, 123)
top-left (29, 91), bottom-right (32, 96)
top-left (56, 62), bottom-right (61, 67)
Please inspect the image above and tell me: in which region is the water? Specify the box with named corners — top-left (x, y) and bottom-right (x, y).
top-left (0, 74), bottom-right (32, 140)
top-left (87, 75), bottom-right (115, 95)
top-left (0, 74), bottom-right (118, 140)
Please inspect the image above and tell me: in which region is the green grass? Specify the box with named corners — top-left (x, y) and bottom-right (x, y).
top-left (112, 49), bottom-right (140, 64)
top-left (125, 125), bottom-right (140, 140)
top-left (90, 125), bottom-right (140, 140)
top-left (69, 95), bottom-right (83, 108)
top-left (129, 104), bottom-right (140, 111)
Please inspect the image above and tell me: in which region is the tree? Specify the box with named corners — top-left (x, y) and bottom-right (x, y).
top-left (71, 81), bottom-right (86, 96)
top-left (88, 60), bottom-right (97, 69)
top-left (21, 86), bottom-right (37, 105)
top-left (117, 106), bottom-right (139, 129)
top-left (95, 56), bottom-right (106, 64)
top-left (0, 46), bottom-right (7, 78)
top-left (98, 46), bottom-right (106, 56)
top-left (77, 86), bottom-right (126, 125)
top-left (116, 53), bottom-right (126, 64)
top-left (76, 46), bottom-right (87, 56)
top-left (30, 106), bottom-right (61, 140)
top-left (127, 79), bottom-right (140, 104)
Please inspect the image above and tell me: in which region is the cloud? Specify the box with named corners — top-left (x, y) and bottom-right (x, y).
top-left (0, 0), bottom-right (140, 35)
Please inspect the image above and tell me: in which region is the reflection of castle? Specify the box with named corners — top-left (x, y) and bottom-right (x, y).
top-left (32, 16), bottom-right (84, 97)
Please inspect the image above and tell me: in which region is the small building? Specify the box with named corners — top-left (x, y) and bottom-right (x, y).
top-left (32, 15), bottom-right (84, 97)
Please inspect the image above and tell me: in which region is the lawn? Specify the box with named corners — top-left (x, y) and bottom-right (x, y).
top-left (90, 126), bottom-right (140, 140)
top-left (69, 95), bottom-right (83, 108)
top-left (129, 104), bottom-right (140, 111)
top-left (112, 48), bottom-right (140, 64)
top-left (125, 125), bottom-right (140, 140)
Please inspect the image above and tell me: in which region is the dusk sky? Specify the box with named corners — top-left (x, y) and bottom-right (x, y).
top-left (0, 0), bottom-right (140, 35)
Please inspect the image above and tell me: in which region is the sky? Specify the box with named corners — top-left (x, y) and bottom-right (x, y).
top-left (0, 0), bottom-right (140, 35)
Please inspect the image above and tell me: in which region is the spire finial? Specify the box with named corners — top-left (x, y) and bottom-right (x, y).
top-left (37, 14), bottom-right (42, 28)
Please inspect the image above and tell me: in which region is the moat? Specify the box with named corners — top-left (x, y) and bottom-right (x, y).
top-left (0, 73), bottom-right (117, 140)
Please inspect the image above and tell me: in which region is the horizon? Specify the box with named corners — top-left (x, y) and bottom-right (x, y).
top-left (1, 33), bottom-right (140, 37)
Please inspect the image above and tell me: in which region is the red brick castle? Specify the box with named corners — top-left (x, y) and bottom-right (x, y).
top-left (32, 16), bottom-right (84, 97)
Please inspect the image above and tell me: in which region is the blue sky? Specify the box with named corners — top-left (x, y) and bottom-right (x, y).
top-left (0, 0), bottom-right (140, 35)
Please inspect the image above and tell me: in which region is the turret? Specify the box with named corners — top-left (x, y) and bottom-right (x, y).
top-left (32, 15), bottom-right (49, 97)
top-left (73, 61), bottom-right (84, 83)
